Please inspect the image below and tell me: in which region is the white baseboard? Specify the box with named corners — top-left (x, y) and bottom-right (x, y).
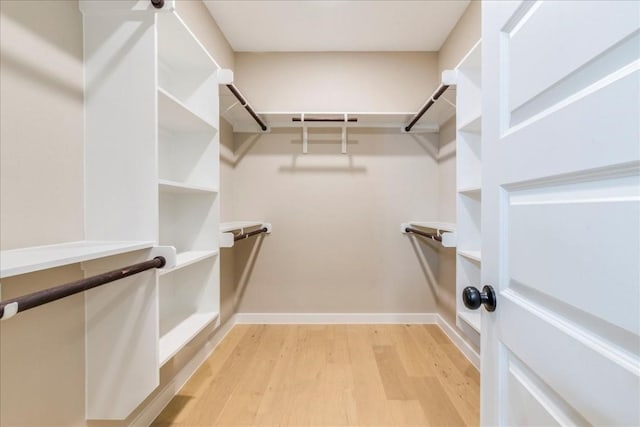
top-left (132, 312), bottom-right (478, 426)
top-left (436, 314), bottom-right (480, 370)
top-left (234, 312), bottom-right (438, 324)
top-left (130, 315), bottom-right (237, 427)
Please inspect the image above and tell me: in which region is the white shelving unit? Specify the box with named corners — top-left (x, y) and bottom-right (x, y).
top-left (79, 0), bottom-right (221, 419)
top-left (455, 40), bottom-right (483, 345)
top-left (0, 241), bottom-right (154, 279)
top-left (156, 5), bottom-right (220, 371)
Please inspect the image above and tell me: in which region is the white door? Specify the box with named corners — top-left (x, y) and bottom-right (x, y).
top-left (481, 1), bottom-right (640, 425)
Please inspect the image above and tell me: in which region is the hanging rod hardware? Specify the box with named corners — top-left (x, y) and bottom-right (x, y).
top-left (293, 117), bottom-right (358, 123)
top-left (404, 84), bottom-right (451, 132)
top-left (234, 227), bottom-right (269, 242)
top-left (225, 84), bottom-right (268, 132)
top-left (150, 0), bottom-right (164, 9)
top-left (404, 227), bottom-right (443, 242)
top-left (0, 256), bottom-right (166, 320)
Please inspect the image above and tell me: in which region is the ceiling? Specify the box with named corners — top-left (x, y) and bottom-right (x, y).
top-left (204, 1), bottom-right (470, 52)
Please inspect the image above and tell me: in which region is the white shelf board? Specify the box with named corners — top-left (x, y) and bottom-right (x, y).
top-left (159, 311), bottom-right (218, 366)
top-left (157, 11), bottom-right (219, 72)
top-left (407, 221), bottom-right (456, 233)
top-left (458, 114), bottom-right (482, 133)
top-left (158, 179), bottom-right (218, 195)
top-left (458, 249), bottom-right (482, 263)
top-left (158, 87), bottom-right (217, 133)
top-left (457, 186), bottom-right (482, 197)
top-left (458, 311), bottom-right (481, 333)
top-left (219, 221), bottom-right (265, 233)
top-left (0, 240), bottom-right (154, 279)
top-left (158, 250), bottom-right (218, 276)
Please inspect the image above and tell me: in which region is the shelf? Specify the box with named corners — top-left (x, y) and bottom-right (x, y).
top-left (220, 221), bottom-right (265, 233)
top-left (158, 179), bottom-right (218, 195)
top-left (458, 311), bottom-right (481, 333)
top-left (458, 249), bottom-right (482, 263)
top-left (458, 114), bottom-right (482, 133)
top-left (458, 186), bottom-right (482, 197)
top-left (158, 250), bottom-right (218, 276)
top-left (0, 240), bottom-right (154, 279)
top-left (159, 311), bottom-right (218, 366)
top-left (407, 221), bottom-right (456, 233)
top-left (158, 87), bottom-right (217, 133)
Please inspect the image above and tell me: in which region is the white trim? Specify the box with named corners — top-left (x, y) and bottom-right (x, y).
top-left (234, 312), bottom-right (438, 324)
top-left (436, 314), bottom-right (481, 370)
top-left (129, 315), bottom-right (237, 427)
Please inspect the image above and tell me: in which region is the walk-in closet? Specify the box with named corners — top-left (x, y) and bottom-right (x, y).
top-left (1, 1), bottom-right (638, 426)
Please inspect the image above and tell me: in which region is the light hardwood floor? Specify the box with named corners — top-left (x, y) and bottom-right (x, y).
top-left (152, 324), bottom-right (479, 426)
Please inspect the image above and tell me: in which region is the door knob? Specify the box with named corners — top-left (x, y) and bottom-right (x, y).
top-left (462, 285), bottom-right (497, 312)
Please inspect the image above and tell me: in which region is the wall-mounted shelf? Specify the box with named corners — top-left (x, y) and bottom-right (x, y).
top-left (158, 179), bottom-right (218, 195)
top-left (458, 311), bottom-right (481, 333)
top-left (401, 222), bottom-right (457, 247)
top-left (0, 241), bottom-right (155, 279)
top-left (457, 249), bottom-right (481, 263)
top-left (220, 222), bottom-right (272, 248)
top-left (159, 311), bottom-right (219, 366)
top-left (158, 250), bottom-right (219, 276)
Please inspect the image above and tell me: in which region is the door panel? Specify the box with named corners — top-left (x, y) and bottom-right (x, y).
top-left (507, 172), bottom-right (640, 335)
top-left (508, 1), bottom-right (640, 113)
top-left (482, 1), bottom-right (640, 425)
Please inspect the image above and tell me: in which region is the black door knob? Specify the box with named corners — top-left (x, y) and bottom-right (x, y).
top-left (462, 285), bottom-right (497, 312)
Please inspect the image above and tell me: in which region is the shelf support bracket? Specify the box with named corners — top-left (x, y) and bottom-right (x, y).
top-left (341, 113), bottom-right (348, 154)
top-left (302, 113), bottom-right (308, 154)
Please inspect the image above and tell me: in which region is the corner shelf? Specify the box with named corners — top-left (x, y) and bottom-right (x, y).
top-left (0, 240), bottom-right (154, 279)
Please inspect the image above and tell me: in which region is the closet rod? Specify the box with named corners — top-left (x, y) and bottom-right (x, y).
top-left (404, 227), bottom-right (442, 242)
top-left (0, 256), bottom-right (166, 320)
top-left (150, 0), bottom-right (164, 8)
top-left (404, 83), bottom-right (450, 132)
top-left (234, 227), bottom-right (269, 242)
top-left (226, 84), bottom-right (268, 131)
top-left (292, 117), bottom-right (358, 123)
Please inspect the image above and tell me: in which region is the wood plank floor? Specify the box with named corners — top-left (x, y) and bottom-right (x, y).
top-left (152, 324), bottom-right (479, 426)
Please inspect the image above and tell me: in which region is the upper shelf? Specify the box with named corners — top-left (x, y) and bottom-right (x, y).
top-left (0, 240), bottom-right (155, 279)
top-left (220, 221), bottom-right (266, 233)
top-left (407, 221), bottom-right (456, 233)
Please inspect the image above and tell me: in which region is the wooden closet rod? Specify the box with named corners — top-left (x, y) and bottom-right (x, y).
top-left (0, 256), bottom-right (166, 320)
top-left (404, 83), bottom-right (451, 132)
top-left (404, 227), bottom-right (443, 242)
top-left (234, 227), bottom-right (269, 242)
top-left (226, 84), bottom-right (268, 131)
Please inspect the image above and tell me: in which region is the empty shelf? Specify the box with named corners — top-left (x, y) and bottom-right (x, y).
top-left (220, 221), bottom-right (265, 232)
top-left (0, 240), bottom-right (155, 279)
top-left (407, 221), bottom-right (456, 232)
top-left (158, 250), bottom-right (218, 276)
top-left (159, 311), bottom-right (219, 366)
top-left (457, 186), bottom-right (482, 197)
top-left (158, 87), bottom-right (217, 133)
top-left (458, 114), bottom-right (482, 133)
top-left (458, 311), bottom-right (481, 333)
top-left (458, 249), bottom-right (482, 263)
top-left (158, 179), bottom-right (218, 195)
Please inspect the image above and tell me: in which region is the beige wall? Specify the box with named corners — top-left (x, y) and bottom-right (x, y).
top-left (438, 0), bottom-right (481, 74)
top-left (229, 129), bottom-right (442, 314)
top-left (235, 52), bottom-right (438, 112)
top-left (0, 0), bottom-right (84, 250)
top-left (0, 1), bottom-right (236, 426)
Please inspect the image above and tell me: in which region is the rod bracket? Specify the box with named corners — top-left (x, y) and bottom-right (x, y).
top-left (0, 302), bottom-right (18, 321)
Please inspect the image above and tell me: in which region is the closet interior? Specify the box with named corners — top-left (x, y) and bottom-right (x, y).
top-left (0, 0), bottom-right (483, 423)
